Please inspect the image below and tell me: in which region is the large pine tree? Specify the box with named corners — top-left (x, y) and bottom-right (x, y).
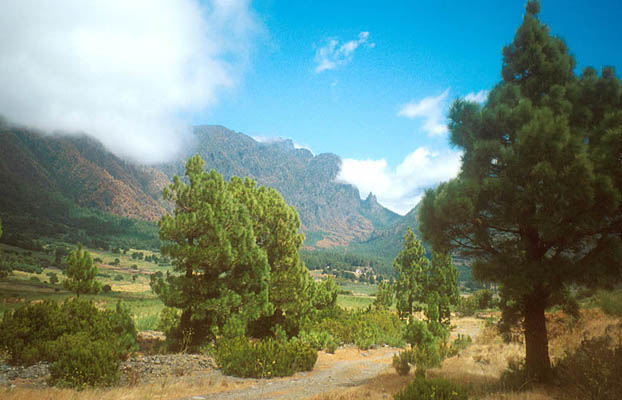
top-left (152, 154), bottom-right (315, 347)
top-left (419, 1), bottom-right (622, 379)
top-left (152, 155), bottom-right (272, 347)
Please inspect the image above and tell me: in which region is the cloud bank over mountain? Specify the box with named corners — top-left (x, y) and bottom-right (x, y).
top-left (337, 147), bottom-right (462, 215)
top-left (0, 0), bottom-right (258, 163)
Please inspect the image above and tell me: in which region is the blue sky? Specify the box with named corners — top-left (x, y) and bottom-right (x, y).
top-left (1, 0), bottom-right (621, 214)
top-left (200, 0), bottom-right (622, 213)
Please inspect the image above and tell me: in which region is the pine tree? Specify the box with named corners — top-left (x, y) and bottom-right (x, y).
top-left (419, 1), bottom-right (622, 379)
top-left (393, 229), bottom-right (459, 324)
top-left (63, 244), bottom-right (101, 297)
top-left (151, 155), bottom-right (316, 346)
top-left (374, 280), bottom-right (394, 310)
top-left (151, 155), bottom-right (272, 348)
top-left (228, 176), bottom-right (314, 337)
top-left (394, 228), bottom-right (429, 318)
top-left (426, 253), bottom-right (459, 326)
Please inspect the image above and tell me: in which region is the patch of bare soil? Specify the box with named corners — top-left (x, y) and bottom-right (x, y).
top-left (178, 317), bottom-right (489, 400)
top-left (179, 346), bottom-right (400, 400)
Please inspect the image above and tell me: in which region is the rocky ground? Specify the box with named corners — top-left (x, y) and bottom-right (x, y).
top-left (0, 353), bottom-right (215, 388)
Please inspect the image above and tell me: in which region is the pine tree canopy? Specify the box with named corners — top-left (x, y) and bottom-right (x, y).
top-left (419, 0), bottom-right (622, 379)
top-left (151, 154), bottom-right (314, 347)
top-left (63, 243), bottom-right (101, 297)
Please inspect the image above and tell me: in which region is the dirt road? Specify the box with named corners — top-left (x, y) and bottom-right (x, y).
top-left (176, 346), bottom-right (398, 400)
top-left (178, 317), bottom-right (485, 400)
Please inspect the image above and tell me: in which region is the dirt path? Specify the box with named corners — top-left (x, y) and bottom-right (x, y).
top-left (177, 346), bottom-right (398, 400)
top-left (177, 318), bottom-right (485, 400)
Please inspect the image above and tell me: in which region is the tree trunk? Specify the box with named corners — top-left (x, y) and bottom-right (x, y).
top-left (523, 293), bottom-right (551, 380)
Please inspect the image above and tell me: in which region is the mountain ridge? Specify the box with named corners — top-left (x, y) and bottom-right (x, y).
top-left (0, 123), bottom-right (413, 251)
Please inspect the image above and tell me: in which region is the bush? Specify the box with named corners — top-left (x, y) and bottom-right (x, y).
top-left (48, 333), bottom-right (120, 389)
top-left (102, 284), bottom-right (112, 293)
top-left (476, 289), bottom-right (494, 309)
top-left (597, 290), bottom-right (622, 317)
top-left (14, 264), bottom-right (43, 274)
top-left (392, 350), bottom-right (411, 376)
top-left (114, 274), bottom-right (123, 281)
top-left (0, 298), bottom-right (136, 387)
top-left (456, 296), bottom-right (478, 316)
top-left (156, 307), bottom-right (181, 337)
top-left (411, 342), bottom-right (442, 378)
top-left (393, 377), bottom-right (468, 400)
top-left (554, 326), bottom-right (622, 400)
top-left (447, 334), bottom-right (472, 357)
top-left (298, 330), bottom-right (338, 352)
top-left (303, 307), bottom-right (405, 350)
top-left (215, 336), bottom-right (317, 378)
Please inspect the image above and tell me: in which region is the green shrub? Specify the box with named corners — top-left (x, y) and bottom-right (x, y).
top-left (114, 274), bottom-right (123, 281)
top-left (392, 350), bottom-right (411, 376)
top-left (0, 300), bottom-right (62, 365)
top-left (393, 377), bottom-right (468, 400)
top-left (402, 319), bottom-right (444, 377)
top-left (215, 336), bottom-right (317, 378)
top-left (554, 326), bottom-right (622, 400)
top-left (476, 289), bottom-right (494, 309)
top-left (48, 333), bottom-right (120, 389)
top-left (0, 299), bottom-right (136, 368)
top-left (597, 290), bottom-right (622, 317)
top-left (102, 284), bottom-right (112, 293)
top-left (298, 330), bottom-right (338, 352)
top-left (303, 307), bottom-right (405, 350)
top-left (411, 342), bottom-right (442, 378)
top-left (405, 319), bottom-right (435, 348)
top-left (14, 264), bottom-right (43, 274)
top-left (156, 307), bottom-right (181, 337)
top-left (447, 334), bottom-right (472, 357)
top-left (325, 337), bottom-right (338, 354)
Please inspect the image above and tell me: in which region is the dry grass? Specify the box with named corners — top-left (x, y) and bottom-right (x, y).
top-left (547, 308), bottom-right (621, 363)
top-left (1, 373), bottom-right (253, 400)
top-left (309, 371), bottom-right (412, 400)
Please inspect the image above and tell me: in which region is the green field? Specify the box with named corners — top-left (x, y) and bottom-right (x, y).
top-left (336, 294), bottom-right (375, 309)
top-left (1, 242), bottom-right (379, 325)
top-left (0, 242), bottom-right (169, 328)
top-left (336, 279), bottom-right (378, 296)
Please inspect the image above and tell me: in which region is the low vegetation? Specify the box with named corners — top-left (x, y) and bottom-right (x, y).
top-left (0, 298), bottom-right (137, 388)
top-left (393, 377), bottom-right (468, 400)
top-left (214, 336), bottom-right (317, 378)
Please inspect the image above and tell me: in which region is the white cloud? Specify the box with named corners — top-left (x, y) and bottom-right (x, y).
top-left (0, 0), bottom-right (258, 164)
top-left (397, 89), bottom-right (450, 136)
top-left (464, 90), bottom-right (489, 103)
top-left (314, 31), bottom-right (372, 73)
top-left (337, 147), bottom-right (462, 215)
top-left (252, 135), bottom-right (313, 153)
